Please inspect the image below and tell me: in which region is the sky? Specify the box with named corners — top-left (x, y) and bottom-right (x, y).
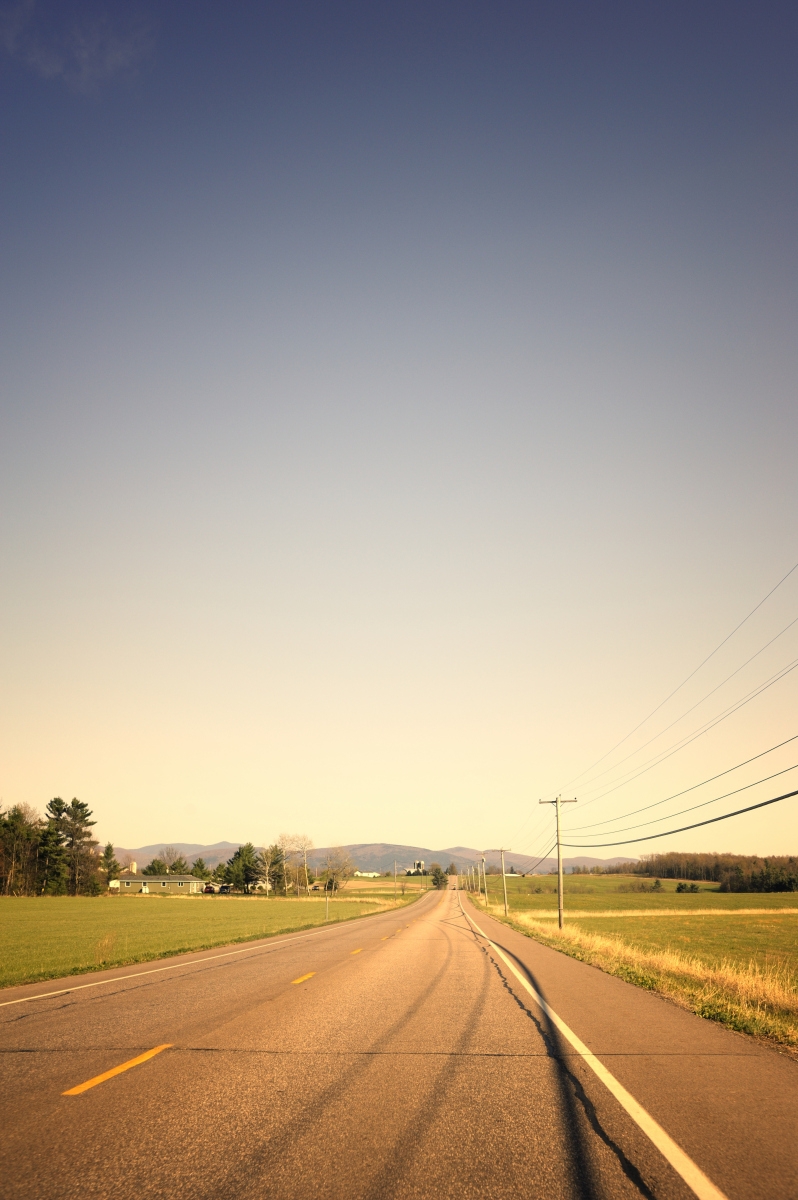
top-left (1, 0), bottom-right (797, 858)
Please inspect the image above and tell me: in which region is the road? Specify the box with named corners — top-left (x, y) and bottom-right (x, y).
top-left (1, 886), bottom-right (796, 1200)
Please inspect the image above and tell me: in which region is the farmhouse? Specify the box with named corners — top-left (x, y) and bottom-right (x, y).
top-left (353, 871), bottom-right (380, 878)
top-left (113, 875), bottom-right (204, 895)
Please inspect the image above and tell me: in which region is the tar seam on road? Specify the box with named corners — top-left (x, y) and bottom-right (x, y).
top-left (62, 1044), bottom-right (172, 1095)
top-left (0, 896), bottom-right (436, 1009)
top-left (459, 896), bottom-right (728, 1200)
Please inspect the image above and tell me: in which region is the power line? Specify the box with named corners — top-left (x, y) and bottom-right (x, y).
top-left (565, 763), bottom-right (798, 840)
top-left (563, 614), bottom-right (798, 799)
top-left (561, 788), bottom-right (798, 849)
top-left (522, 840), bottom-right (558, 874)
top-left (571, 655), bottom-right (798, 812)
top-left (514, 816), bottom-right (564, 860)
top-left (508, 563), bottom-right (798, 853)
top-left (557, 557), bottom-right (798, 792)
top-left (567, 733), bottom-right (798, 831)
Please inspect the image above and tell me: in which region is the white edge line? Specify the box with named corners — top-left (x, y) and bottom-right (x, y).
top-left (458, 896), bottom-right (728, 1200)
top-left (0, 895), bottom-right (433, 1009)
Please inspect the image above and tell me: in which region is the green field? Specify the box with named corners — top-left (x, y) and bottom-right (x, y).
top-left (558, 913), bottom-right (797, 974)
top-left (0, 895), bottom-right (414, 990)
top-left (474, 873), bottom-right (798, 914)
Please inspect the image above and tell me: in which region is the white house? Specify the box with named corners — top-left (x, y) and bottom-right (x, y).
top-left (353, 870), bottom-right (380, 878)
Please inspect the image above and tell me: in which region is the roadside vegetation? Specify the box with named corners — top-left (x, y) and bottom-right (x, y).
top-left (464, 874), bottom-right (798, 1053)
top-left (0, 893), bottom-right (420, 990)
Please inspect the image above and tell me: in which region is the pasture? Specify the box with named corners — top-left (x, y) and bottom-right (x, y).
top-left (0, 894), bottom-right (414, 990)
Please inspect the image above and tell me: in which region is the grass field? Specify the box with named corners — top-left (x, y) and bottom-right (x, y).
top-left (0, 894), bottom-right (417, 990)
top-left (475, 873), bottom-right (798, 913)
top-left (465, 876), bottom-right (798, 1052)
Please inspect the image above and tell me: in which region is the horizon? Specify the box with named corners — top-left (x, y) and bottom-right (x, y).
top-left (2, 2), bottom-right (797, 859)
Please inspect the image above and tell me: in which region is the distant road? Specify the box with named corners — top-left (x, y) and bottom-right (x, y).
top-left (1, 887), bottom-right (796, 1199)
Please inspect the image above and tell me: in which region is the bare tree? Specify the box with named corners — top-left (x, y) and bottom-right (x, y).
top-left (162, 846), bottom-right (179, 872)
top-left (277, 833), bottom-right (298, 896)
top-left (295, 834), bottom-right (314, 895)
top-left (323, 846), bottom-right (354, 898)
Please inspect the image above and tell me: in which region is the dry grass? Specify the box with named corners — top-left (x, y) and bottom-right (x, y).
top-left (479, 901), bottom-right (798, 1051)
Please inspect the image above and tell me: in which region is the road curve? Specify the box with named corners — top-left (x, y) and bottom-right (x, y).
top-left (1, 886), bottom-right (796, 1200)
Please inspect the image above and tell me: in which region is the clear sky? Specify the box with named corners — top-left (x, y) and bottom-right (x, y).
top-left (1, 1), bottom-right (797, 858)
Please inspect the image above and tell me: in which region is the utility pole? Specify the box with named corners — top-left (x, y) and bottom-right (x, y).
top-left (394, 859), bottom-right (397, 905)
top-left (539, 795), bottom-right (577, 929)
top-left (481, 853), bottom-right (487, 906)
top-left (488, 850), bottom-right (511, 917)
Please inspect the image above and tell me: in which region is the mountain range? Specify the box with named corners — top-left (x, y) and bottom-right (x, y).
top-left (112, 840), bottom-right (635, 875)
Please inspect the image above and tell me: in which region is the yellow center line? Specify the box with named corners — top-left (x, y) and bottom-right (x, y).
top-left (292, 973), bottom-right (315, 984)
top-left (63, 1044), bottom-right (172, 1096)
top-left (351, 948), bottom-right (363, 954)
top-left (380, 936), bottom-right (389, 940)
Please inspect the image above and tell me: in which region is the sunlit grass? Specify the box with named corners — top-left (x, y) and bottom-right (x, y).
top-left (0, 894), bottom-right (414, 989)
top-left (470, 892), bottom-right (798, 1050)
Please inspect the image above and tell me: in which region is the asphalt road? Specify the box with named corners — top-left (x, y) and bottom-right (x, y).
top-left (1, 886), bottom-right (796, 1200)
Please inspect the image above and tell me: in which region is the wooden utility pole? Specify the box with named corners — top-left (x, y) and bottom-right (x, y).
top-left (539, 795), bottom-right (577, 929)
top-left (488, 849), bottom-right (511, 916)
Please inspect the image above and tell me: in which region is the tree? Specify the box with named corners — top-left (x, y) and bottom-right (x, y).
top-left (37, 819), bottom-right (68, 895)
top-left (227, 843), bottom-right (260, 893)
top-left (46, 798), bottom-right (98, 895)
top-left (100, 843), bottom-right (121, 885)
top-left (257, 844), bottom-right (285, 895)
top-left (295, 833), bottom-right (314, 895)
top-left (191, 857), bottom-right (211, 880)
top-left (446, 861), bottom-right (458, 875)
top-left (161, 847), bottom-right (189, 874)
top-left (0, 804), bottom-right (43, 895)
top-left (430, 865), bottom-right (448, 889)
top-left (323, 847), bottom-right (354, 896)
top-left (143, 857), bottom-right (169, 876)
top-left (277, 833), bottom-right (297, 896)
top-left (211, 861), bottom-right (229, 884)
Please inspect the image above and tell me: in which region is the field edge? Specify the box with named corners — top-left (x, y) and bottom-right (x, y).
top-left (0, 893), bottom-right (424, 991)
top-left (464, 893), bottom-right (798, 1060)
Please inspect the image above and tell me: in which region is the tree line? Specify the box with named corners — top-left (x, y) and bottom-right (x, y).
top-left (598, 851), bottom-right (798, 892)
top-left (1, 799), bottom-right (102, 896)
top-left (0, 803), bottom-right (363, 898)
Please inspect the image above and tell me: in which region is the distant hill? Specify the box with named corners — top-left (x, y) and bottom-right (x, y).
top-left (113, 840), bottom-right (635, 875)
top-left (114, 841), bottom-right (243, 871)
top-left (313, 844), bottom-right (636, 874)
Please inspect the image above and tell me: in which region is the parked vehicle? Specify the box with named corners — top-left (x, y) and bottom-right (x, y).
top-left (218, 884), bottom-right (232, 894)
top-left (203, 884), bottom-right (217, 894)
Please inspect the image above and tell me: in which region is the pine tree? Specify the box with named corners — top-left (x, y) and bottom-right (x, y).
top-left (100, 842), bottom-right (121, 885)
top-left (191, 857), bottom-right (211, 880)
top-left (46, 798), bottom-right (98, 895)
top-left (227, 843), bottom-right (259, 893)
